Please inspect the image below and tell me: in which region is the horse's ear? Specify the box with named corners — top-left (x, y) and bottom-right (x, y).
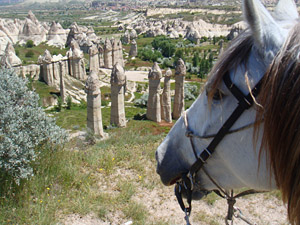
top-left (273, 0), bottom-right (299, 21)
top-left (243, 0), bottom-right (285, 51)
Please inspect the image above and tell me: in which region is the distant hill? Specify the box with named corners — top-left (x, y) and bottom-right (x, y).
top-left (0, 0), bottom-right (24, 5)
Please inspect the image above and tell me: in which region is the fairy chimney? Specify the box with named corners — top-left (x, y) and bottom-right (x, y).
top-left (129, 39), bottom-right (137, 58)
top-left (41, 49), bottom-right (55, 87)
top-left (59, 61), bottom-right (65, 103)
top-left (0, 42), bottom-right (22, 68)
top-left (89, 44), bottom-right (99, 73)
top-left (98, 45), bottom-right (104, 68)
top-left (110, 62), bottom-right (126, 127)
top-left (173, 58), bottom-right (186, 119)
top-left (85, 71), bottom-right (104, 137)
top-left (147, 62), bottom-right (162, 122)
top-left (161, 68), bottom-right (172, 123)
top-left (67, 40), bottom-right (86, 80)
top-left (104, 38), bottom-right (113, 69)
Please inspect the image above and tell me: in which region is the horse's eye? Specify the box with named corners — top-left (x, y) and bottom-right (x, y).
top-left (212, 89), bottom-right (225, 101)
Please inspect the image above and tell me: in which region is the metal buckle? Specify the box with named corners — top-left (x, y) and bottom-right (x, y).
top-left (185, 130), bottom-right (193, 138)
top-left (198, 148), bottom-right (212, 163)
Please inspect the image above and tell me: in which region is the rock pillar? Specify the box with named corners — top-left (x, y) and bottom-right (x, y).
top-left (98, 46), bottom-right (104, 68)
top-left (89, 44), bottom-right (99, 73)
top-left (129, 39), bottom-right (137, 58)
top-left (161, 68), bottom-right (172, 123)
top-left (110, 62), bottom-right (126, 127)
top-left (85, 71), bottom-right (104, 137)
top-left (147, 62), bottom-right (162, 122)
top-left (173, 58), bottom-right (186, 119)
top-left (59, 61), bottom-right (65, 103)
top-left (104, 38), bottom-right (113, 69)
top-left (68, 40), bottom-right (86, 80)
top-left (41, 49), bottom-right (54, 86)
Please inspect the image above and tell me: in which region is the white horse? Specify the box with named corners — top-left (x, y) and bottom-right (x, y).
top-left (156, 0), bottom-right (300, 224)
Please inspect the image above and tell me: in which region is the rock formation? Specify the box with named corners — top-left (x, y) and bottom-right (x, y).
top-left (161, 68), bottom-right (172, 123)
top-left (89, 44), bottom-right (99, 74)
top-left (19, 11), bottom-right (47, 46)
top-left (67, 40), bottom-right (86, 80)
top-left (59, 61), bottom-right (66, 103)
top-left (98, 45), bottom-right (105, 68)
top-left (110, 62), bottom-right (126, 127)
top-left (85, 71), bottom-right (104, 137)
top-left (40, 50), bottom-right (55, 87)
top-left (173, 58), bottom-right (186, 120)
top-left (47, 21), bottom-right (67, 49)
top-left (104, 38), bottom-right (113, 69)
top-left (147, 62), bottom-right (162, 122)
top-left (0, 42), bottom-right (22, 68)
top-left (129, 39), bottom-right (137, 58)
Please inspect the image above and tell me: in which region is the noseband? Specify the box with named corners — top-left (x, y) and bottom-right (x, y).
top-left (175, 72), bottom-right (264, 225)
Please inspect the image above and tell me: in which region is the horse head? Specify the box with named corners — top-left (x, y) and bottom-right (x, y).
top-left (156, 0), bottom-right (299, 202)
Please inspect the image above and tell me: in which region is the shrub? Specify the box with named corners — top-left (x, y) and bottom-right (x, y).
top-left (66, 95), bottom-right (72, 110)
top-left (25, 50), bottom-right (34, 58)
top-left (134, 93), bottom-right (148, 108)
top-left (25, 40), bottom-right (34, 48)
top-left (0, 69), bottom-right (67, 184)
top-left (184, 83), bottom-right (199, 100)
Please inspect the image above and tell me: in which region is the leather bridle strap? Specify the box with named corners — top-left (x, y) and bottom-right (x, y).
top-left (175, 72), bottom-right (263, 220)
top-left (188, 72), bottom-right (262, 178)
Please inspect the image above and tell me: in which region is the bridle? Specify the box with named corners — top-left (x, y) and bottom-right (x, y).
top-left (175, 72), bottom-right (265, 225)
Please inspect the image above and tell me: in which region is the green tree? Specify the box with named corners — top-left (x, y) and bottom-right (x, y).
top-left (25, 40), bottom-right (34, 48)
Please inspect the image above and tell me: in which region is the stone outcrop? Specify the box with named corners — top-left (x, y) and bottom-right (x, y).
top-left (89, 44), bottom-right (99, 74)
top-left (0, 42), bottom-right (22, 68)
top-left (47, 21), bottom-right (67, 49)
top-left (147, 62), bottom-right (162, 122)
top-left (110, 62), bottom-right (126, 127)
top-left (39, 50), bottom-right (69, 90)
top-left (67, 40), bottom-right (86, 80)
top-left (59, 61), bottom-right (66, 103)
top-left (125, 17), bottom-right (232, 39)
top-left (104, 38), bottom-right (113, 69)
top-left (129, 39), bottom-right (137, 58)
top-left (173, 58), bottom-right (186, 120)
top-left (161, 68), bottom-right (172, 123)
top-left (19, 11), bottom-right (47, 46)
top-left (85, 71), bottom-right (104, 137)
top-left (98, 45), bottom-right (105, 68)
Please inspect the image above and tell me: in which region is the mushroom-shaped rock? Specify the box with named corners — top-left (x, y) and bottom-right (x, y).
top-left (147, 62), bottom-right (162, 122)
top-left (85, 71), bottom-right (104, 137)
top-left (110, 62), bottom-right (126, 127)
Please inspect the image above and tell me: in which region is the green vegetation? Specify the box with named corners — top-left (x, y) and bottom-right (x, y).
top-left (15, 43), bottom-right (68, 65)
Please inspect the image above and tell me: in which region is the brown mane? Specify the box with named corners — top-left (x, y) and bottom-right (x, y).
top-left (256, 22), bottom-right (300, 225)
top-left (206, 30), bottom-right (253, 100)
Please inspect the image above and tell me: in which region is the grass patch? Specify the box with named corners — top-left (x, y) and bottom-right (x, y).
top-left (15, 43), bottom-right (68, 65)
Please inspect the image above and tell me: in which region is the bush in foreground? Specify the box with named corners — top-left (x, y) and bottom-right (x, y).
top-left (0, 69), bottom-right (67, 184)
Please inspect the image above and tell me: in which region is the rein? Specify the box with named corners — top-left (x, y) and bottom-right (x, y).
top-left (175, 72), bottom-right (265, 225)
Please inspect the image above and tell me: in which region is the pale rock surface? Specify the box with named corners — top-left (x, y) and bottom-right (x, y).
top-left (161, 68), bottom-right (172, 123)
top-left (47, 21), bottom-right (67, 49)
top-left (85, 71), bottom-right (104, 137)
top-left (67, 40), bottom-right (86, 80)
top-left (173, 58), bottom-right (186, 120)
top-left (0, 42), bottom-right (22, 68)
top-left (104, 38), bottom-right (113, 69)
top-left (129, 39), bottom-right (137, 58)
top-left (98, 45), bottom-right (105, 68)
top-left (147, 62), bottom-right (162, 123)
top-left (89, 44), bottom-right (99, 74)
top-left (110, 62), bottom-right (126, 127)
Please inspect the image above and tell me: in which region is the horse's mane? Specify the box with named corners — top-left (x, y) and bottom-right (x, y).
top-left (206, 30), bottom-right (253, 99)
top-left (256, 22), bottom-right (300, 225)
